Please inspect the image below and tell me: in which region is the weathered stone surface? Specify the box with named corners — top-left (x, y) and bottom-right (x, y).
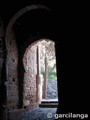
top-left (23, 45), bottom-right (37, 109)
top-left (6, 31), bottom-right (19, 111)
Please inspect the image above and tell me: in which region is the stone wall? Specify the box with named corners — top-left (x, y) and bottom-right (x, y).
top-left (6, 30), bottom-right (19, 111)
top-left (23, 44), bottom-right (38, 110)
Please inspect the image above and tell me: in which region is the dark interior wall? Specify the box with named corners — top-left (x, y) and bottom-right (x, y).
top-left (0, 0), bottom-right (89, 118)
top-left (56, 36), bottom-right (89, 113)
top-left (0, 18), bottom-right (4, 85)
top-left (0, 18), bottom-right (7, 120)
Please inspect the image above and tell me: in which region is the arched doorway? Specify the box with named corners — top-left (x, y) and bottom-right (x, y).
top-left (23, 39), bottom-right (58, 110)
top-left (5, 4), bottom-right (52, 111)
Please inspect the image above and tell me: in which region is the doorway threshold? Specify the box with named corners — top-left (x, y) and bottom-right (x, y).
top-left (39, 99), bottom-right (58, 108)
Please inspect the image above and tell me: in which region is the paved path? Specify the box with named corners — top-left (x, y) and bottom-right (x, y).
top-left (15, 107), bottom-right (57, 120)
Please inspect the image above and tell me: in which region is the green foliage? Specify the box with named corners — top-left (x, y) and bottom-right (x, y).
top-left (48, 70), bottom-right (57, 80)
top-left (41, 66), bottom-right (57, 80)
top-left (48, 66), bottom-right (57, 80)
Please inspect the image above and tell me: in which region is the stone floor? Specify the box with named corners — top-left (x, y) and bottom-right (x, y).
top-left (14, 107), bottom-right (57, 120)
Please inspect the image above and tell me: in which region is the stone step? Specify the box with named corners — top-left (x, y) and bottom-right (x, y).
top-left (39, 99), bottom-right (58, 108)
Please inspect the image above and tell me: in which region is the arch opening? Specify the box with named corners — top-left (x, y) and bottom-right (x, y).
top-left (23, 39), bottom-right (58, 109)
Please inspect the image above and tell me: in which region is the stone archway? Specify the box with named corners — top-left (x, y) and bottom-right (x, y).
top-left (5, 5), bottom-right (50, 112)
